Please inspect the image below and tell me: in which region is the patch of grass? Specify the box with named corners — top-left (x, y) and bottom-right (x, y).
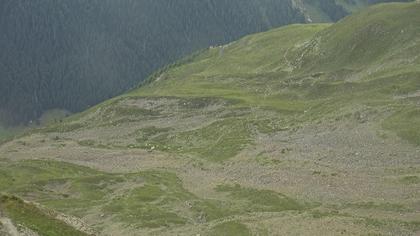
top-left (189, 199), bottom-right (232, 222)
top-left (312, 170), bottom-right (322, 175)
top-left (135, 118), bottom-right (252, 161)
top-left (77, 139), bottom-right (96, 147)
top-left (174, 118), bottom-right (251, 161)
top-left (0, 195), bottom-right (87, 236)
top-left (383, 108), bottom-right (420, 146)
top-left (310, 209), bottom-right (341, 219)
top-left (135, 126), bottom-right (172, 144)
top-left (360, 217), bottom-right (420, 232)
top-left (103, 171), bottom-right (228, 227)
top-left (73, 100), bottom-right (164, 128)
top-left (0, 160), bottom-right (99, 191)
top-left (0, 160), bottom-right (122, 216)
top-left (42, 175), bottom-right (126, 216)
top-left (177, 97), bottom-right (226, 110)
top-left (112, 106), bottom-right (160, 117)
top-left (400, 175), bottom-right (420, 184)
top-left (77, 140), bottom-right (111, 149)
top-left (363, 217), bottom-right (388, 228)
top-left (251, 119), bottom-right (289, 134)
top-left (87, 103), bottom-right (164, 128)
top-left (41, 122), bottom-right (85, 133)
top-left (207, 221), bottom-right (251, 236)
top-left (215, 184), bottom-right (304, 212)
top-left (256, 154), bottom-right (283, 166)
top-left (104, 203), bottom-right (186, 228)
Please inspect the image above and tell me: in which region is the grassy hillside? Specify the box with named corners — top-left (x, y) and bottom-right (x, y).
top-left (129, 1), bottom-right (420, 145)
top-left (0, 195), bottom-right (89, 236)
top-left (0, 2), bottom-right (419, 235)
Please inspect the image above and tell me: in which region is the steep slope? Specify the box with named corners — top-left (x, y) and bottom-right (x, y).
top-left (0, 195), bottom-right (91, 236)
top-left (0, 0), bottom-right (411, 125)
top-left (0, 2), bottom-right (419, 235)
top-left (297, 2), bottom-right (420, 72)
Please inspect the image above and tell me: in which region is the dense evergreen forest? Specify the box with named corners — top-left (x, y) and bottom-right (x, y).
top-left (0, 0), bottom-right (411, 125)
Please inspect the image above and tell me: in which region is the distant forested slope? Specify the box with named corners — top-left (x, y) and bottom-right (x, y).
top-left (0, 0), bottom-right (411, 125)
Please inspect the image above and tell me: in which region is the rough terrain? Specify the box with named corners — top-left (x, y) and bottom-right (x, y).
top-left (0, 2), bottom-right (419, 235)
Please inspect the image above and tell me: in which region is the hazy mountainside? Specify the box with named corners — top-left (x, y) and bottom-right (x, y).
top-left (0, 2), bottom-right (419, 235)
top-left (0, 0), bottom-right (411, 126)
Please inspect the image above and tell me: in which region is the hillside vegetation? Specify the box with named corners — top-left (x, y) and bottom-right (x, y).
top-left (0, 2), bottom-right (419, 235)
top-left (0, 0), bottom-right (411, 125)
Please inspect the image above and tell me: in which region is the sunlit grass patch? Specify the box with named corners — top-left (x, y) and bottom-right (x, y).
top-left (0, 195), bottom-right (88, 236)
top-left (215, 184), bottom-right (305, 212)
top-left (383, 108), bottom-right (420, 146)
top-left (208, 221), bottom-right (251, 236)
